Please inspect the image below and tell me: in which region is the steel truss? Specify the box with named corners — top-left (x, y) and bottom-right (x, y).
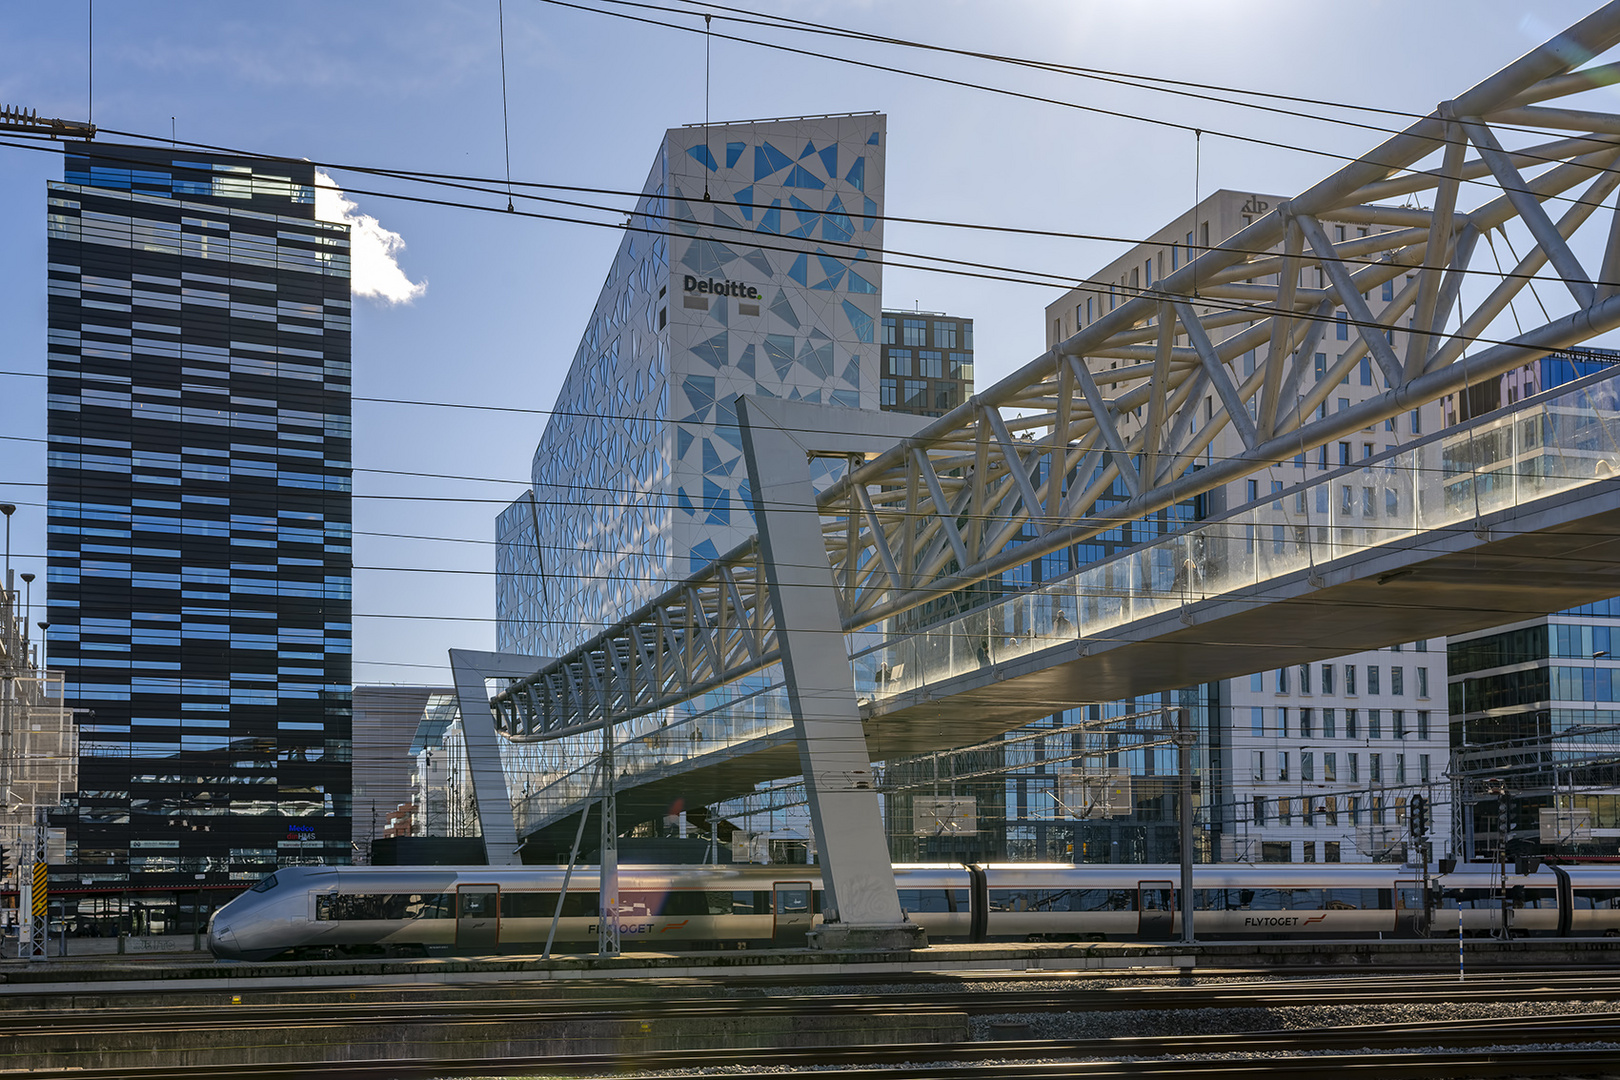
top-left (492, 4), bottom-right (1620, 741)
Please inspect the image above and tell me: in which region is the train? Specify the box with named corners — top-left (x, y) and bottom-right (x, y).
top-left (205, 861), bottom-right (1620, 961)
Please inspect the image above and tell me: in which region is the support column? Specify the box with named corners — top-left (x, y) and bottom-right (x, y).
top-left (448, 649), bottom-right (556, 867)
top-left (737, 396), bottom-right (929, 951)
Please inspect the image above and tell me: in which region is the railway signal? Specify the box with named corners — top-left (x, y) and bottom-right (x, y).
top-left (1409, 795), bottom-right (1429, 840)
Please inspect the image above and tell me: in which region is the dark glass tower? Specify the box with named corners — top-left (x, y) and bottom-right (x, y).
top-left (45, 143), bottom-right (353, 888)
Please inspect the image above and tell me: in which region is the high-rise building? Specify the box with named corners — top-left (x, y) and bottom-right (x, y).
top-left (1045, 189), bottom-right (1452, 864)
top-left (45, 143), bottom-right (353, 890)
top-left (1443, 347), bottom-right (1620, 859)
top-left (496, 114), bottom-right (887, 659)
top-left (880, 310), bottom-right (973, 418)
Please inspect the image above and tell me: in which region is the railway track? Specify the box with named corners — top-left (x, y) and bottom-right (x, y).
top-left (10, 1015), bottom-right (1620, 1079)
top-left (5, 967), bottom-right (1620, 1037)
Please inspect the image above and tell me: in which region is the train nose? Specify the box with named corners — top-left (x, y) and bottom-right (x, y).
top-left (208, 923), bottom-right (243, 960)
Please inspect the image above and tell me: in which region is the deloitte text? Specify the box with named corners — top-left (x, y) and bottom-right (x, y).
top-left (684, 275), bottom-right (760, 300)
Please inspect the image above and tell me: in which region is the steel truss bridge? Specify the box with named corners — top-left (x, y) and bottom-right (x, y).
top-left (454, 4), bottom-right (1620, 946)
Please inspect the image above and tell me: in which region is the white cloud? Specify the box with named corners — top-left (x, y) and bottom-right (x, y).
top-left (315, 170), bottom-right (427, 305)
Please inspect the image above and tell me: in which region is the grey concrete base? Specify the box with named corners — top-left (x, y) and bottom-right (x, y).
top-left (807, 922), bottom-right (929, 951)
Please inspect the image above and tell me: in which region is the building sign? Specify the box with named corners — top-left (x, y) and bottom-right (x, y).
top-left (684, 274), bottom-right (759, 299)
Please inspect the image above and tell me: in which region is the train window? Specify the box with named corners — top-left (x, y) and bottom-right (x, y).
top-left (1286, 889), bottom-right (1325, 909)
top-left (897, 889), bottom-right (962, 913)
top-left (1519, 888), bottom-right (1558, 909)
top-left (1582, 890), bottom-right (1620, 911)
top-left (249, 873), bottom-right (279, 894)
top-left (501, 892), bottom-right (596, 919)
top-left (989, 888), bottom-right (1115, 912)
top-left (315, 893), bottom-right (451, 921)
top-left (730, 892), bottom-right (769, 916)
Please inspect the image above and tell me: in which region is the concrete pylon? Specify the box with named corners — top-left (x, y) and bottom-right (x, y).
top-left (736, 395), bottom-right (929, 950)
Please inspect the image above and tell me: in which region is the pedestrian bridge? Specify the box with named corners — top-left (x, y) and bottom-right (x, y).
top-left (503, 369), bottom-right (1620, 855)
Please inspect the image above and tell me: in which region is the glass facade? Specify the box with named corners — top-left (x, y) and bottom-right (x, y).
top-left (496, 115), bottom-right (887, 658)
top-left (45, 143), bottom-right (353, 886)
top-left (880, 312), bottom-right (973, 417)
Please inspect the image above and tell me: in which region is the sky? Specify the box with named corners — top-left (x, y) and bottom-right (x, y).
top-left (0, 0), bottom-right (1610, 688)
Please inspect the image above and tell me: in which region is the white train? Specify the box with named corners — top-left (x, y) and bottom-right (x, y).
top-left (206, 861), bottom-right (1620, 960)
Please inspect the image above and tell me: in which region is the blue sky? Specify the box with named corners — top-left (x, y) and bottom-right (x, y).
top-left (0, 0), bottom-right (1605, 685)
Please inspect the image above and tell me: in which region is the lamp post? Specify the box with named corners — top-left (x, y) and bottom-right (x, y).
top-left (1, 502), bottom-right (14, 596)
top-left (19, 572), bottom-right (34, 659)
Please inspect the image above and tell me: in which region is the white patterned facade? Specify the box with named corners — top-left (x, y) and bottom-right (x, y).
top-left (497, 114), bottom-right (887, 657)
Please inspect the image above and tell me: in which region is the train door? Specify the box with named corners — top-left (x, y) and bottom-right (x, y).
top-left (772, 881), bottom-right (813, 946)
top-left (455, 885), bottom-right (500, 952)
top-left (1393, 878), bottom-right (1426, 938)
top-left (1138, 880), bottom-right (1176, 941)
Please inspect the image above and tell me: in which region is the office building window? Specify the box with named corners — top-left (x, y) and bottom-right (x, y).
top-left (1417, 710), bottom-right (1430, 740)
top-left (1323, 708), bottom-right (1337, 738)
top-left (1278, 707), bottom-right (1289, 738)
top-left (1417, 668), bottom-right (1429, 698)
top-left (1411, 409), bottom-right (1422, 434)
top-left (902, 318), bottom-right (927, 346)
top-left (1300, 664), bottom-right (1311, 694)
top-left (1300, 708), bottom-right (1313, 738)
top-left (933, 322), bottom-right (957, 349)
top-left (1253, 796), bottom-right (1267, 826)
top-left (1369, 709), bottom-right (1382, 738)
top-left (1325, 840), bottom-right (1342, 862)
top-left (1302, 752), bottom-right (1314, 782)
top-left (904, 379), bottom-right (927, 408)
top-left (1360, 356), bottom-right (1373, 385)
top-left (1348, 753), bottom-right (1359, 783)
top-left (1345, 665), bottom-right (1357, 696)
top-left (1346, 709), bottom-right (1358, 738)
top-left (1279, 800), bottom-right (1292, 827)
top-left (1278, 752), bottom-right (1290, 782)
top-left (1420, 753), bottom-right (1431, 782)
top-left (1396, 753), bottom-right (1407, 784)
top-left (1251, 750), bottom-right (1265, 782)
top-left (1393, 710), bottom-right (1406, 739)
top-left (1337, 313), bottom-right (1349, 340)
top-left (1252, 707), bottom-right (1263, 737)
top-left (880, 379), bottom-right (897, 407)
top-left (889, 348), bottom-right (912, 376)
top-left (1391, 666), bottom-right (1405, 695)
top-left (1415, 638), bottom-right (1428, 653)
top-left (1277, 667), bottom-right (1289, 693)
top-left (1324, 752), bottom-right (1337, 782)
top-left (1369, 753), bottom-right (1382, 784)
top-left (1368, 665), bottom-right (1380, 695)
top-left (1250, 671), bottom-right (1263, 692)
top-left (1349, 795), bottom-right (1361, 825)
top-left (917, 350), bottom-right (943, 378)
top-left (1303, 842), bottom-right (1317, 862)
top-left (1322, 664), bottom-right (1335, 695)
top-left (881, 317), bottom-right (896, 345)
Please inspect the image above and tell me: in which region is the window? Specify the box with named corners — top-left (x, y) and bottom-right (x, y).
top-left (1396, 753), bottom-right (1407, 784)
top-left (917, 350), bottom-right (943, 378)
top-left (1300, 708), bottom-right (1313, 738)
top-left (1391, 666), bottom-right (1405, 695)
top-left (1326, 795), bottom-right (1339, 826)
top-left (1323, 708), bottom-right (1337, 738)
top-left (1277, 667), bottom-right (1289, 693)
top-left (933, 322), bottom-right (957, 349)
top-left (904, 379), bottom-right (927, 408)
top-left (1415, 639), bottom-right (1428, 653)
top-left (1346, 709), bottom-right (1358, 738)
top-left (880, 379), bottom-right (897, 407)
top-left (1369, 709), bottom-right (1382, 738)
top-left (1252, 707), bottom-right (1263, 737)
top-left (1417, 710), bottom-right (1430, 740)
top-left (1278, 707), bottom-right (1289, 738)
top-left (1420, 753), bottom-right (1431, 782)
top-left (890, 349), bottom-right (912, 377)
top-left (1253, 795), bottom-right (1267, 825)
top-left (1367, 666), bottom-right (1380, 695)
top-left (1337, 313), bottom-right (1349, 340)
top-left (1251, 750), bottom-right (1265, 782)
top-left (1382, 279), bottom-right (1395, 302)
top-left (1325, 841), bottom-right (1341, 862)
top-left (1278, 751), bottom-right (1290, 782)
top-left (1248, 479), bottom-right (1258, 504)
top-left (1322, 664), bottom-right (1335, 695)
top-left (1417, 668), bottom-right (1429, 697)
top-left (902, 318), bottom-right (927, 346)
top-left (1393, 710), bottom-right (1406, 739)
top-left (1279, 798), bottom-right (1292, 826)
top-left (1324, 752), bottom-right (1337, 781)
top-left (1303, 752), bottom-right (1315, 781)
top-left (1411, 409), bottom-right (1422, 434)
top-left (1369, 753), bottom-right (1382, 784)
top-left (1300, 664), bottom-right (1312, 694)
top-left (1360, 356), bottom-right (1372, 386)
top-left (1250, 671), bottom-right (1264, 692)
top-left (1345, 665), bottom-right (1357, 696)
top-left (881, 317), bottom-right (896, 345)
top-left (1348, 753), bottom-right (1359, 783)
top-left (1303, 842), bottom-right (1317, 862)
top-left (1339, 441), bottom-right (1351, 465)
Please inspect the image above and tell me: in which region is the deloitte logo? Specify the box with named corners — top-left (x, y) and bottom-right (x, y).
top-left (684, 274), bottom-right (760, 300)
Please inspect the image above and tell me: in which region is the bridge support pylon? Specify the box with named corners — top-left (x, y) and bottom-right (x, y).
top-left (737, 396), bottom-right (929, 951)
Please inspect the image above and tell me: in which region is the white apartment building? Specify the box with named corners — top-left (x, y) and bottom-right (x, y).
top-left (1044, 189), bottom-right (1452, 864)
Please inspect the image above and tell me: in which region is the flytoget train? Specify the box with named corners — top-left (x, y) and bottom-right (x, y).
top-left (206, 861), bottom-right (1620, 960)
